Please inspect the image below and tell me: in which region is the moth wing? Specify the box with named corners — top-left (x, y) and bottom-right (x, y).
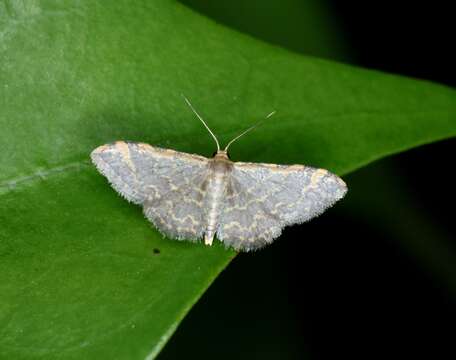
top-left (217, 162), bottom-right (347, 251)
top-left (91, 141), bottom-right (209, 204)
top-left (143, 170), bottom-right (209, 241)
top-left (91, 141), bottom-right (210, 240)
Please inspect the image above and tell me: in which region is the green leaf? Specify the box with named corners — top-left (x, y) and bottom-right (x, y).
top-left (1, 0), bottom-right (455, 359)
top-left (180, 0), bottom-right (350, 60)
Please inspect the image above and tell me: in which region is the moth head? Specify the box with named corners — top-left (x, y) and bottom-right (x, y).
top-left (212, 150), bottom-right (230, 160)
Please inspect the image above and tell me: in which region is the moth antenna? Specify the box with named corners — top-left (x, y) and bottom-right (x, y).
top-left (182, 94), bottom-right (220, 151)
top-left (224, 110), bottom-right (276, 152)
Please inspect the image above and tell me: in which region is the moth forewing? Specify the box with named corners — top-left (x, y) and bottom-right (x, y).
top-left (215, 162), bottom-right (346, 251)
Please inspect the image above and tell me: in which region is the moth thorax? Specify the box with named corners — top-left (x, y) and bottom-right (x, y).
top-left (211, 155), bottom-right (233, 174)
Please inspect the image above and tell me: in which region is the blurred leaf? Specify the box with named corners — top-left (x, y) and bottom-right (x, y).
top-left (180, 0), bottom-right (349, 60)
top-left (343, 157), bottom-right (456, 296)
top-left (1, 0), bottom-right (456, 359)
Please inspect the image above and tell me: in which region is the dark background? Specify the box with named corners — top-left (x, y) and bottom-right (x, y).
top-left (161, 1), bottom-right (455, 359)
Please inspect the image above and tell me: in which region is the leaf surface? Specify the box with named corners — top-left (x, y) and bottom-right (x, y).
top-left (1, 0), bottom-right (455, 358)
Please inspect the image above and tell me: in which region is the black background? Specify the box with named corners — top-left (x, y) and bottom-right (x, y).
top-left (161, 1), bottom-right (455, 359)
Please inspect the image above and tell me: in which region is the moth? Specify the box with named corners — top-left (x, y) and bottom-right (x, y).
top-left (91, 97), bottom-right (347, 251)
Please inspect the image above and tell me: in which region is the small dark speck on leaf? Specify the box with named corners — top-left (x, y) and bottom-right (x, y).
top-left (153, 248), bottom-right (160, 255)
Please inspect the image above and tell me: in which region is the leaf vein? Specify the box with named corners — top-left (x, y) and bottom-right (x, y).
top-left (0, 160), bottom-right (90, 196)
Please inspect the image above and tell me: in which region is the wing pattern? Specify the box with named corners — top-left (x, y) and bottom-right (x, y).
top-left (217, 162), bottom-right (347, 251)
top-left (91, 141), bottom-right (209, 240)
